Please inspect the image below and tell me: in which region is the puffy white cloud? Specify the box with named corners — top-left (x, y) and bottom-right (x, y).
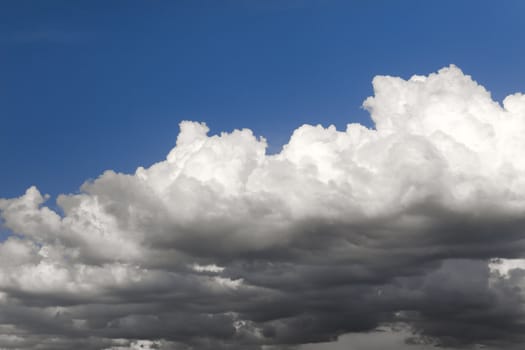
top-left (1, 65), bottom-right (525, 349)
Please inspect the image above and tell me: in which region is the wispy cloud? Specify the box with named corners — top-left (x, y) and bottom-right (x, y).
top-left (1, 29), bottom-right (93, 45)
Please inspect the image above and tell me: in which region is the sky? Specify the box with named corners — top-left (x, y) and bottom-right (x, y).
top-left (1, 0), bottom-right (525, 198)
top-left (2, 1), bottom-right (525, 350)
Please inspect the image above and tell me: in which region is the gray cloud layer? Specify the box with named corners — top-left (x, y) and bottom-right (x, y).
top-left (2, 66), bottom-right (525, 349)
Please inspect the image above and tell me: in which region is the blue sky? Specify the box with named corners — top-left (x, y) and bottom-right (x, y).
top-left (1, 0), bottom-right (524, 198)
top-left (4, 2), bottom-right (525, 349)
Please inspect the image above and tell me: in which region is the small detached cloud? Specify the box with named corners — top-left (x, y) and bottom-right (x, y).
top-left (2, 65), bottom-right (525, 349)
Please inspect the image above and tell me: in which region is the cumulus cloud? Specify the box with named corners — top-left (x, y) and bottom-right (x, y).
top-left (2, 65), bottom-right (525, 349)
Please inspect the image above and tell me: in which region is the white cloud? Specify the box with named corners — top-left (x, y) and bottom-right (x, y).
top-left (489, 259), bottom-right (525, 278)
top-left (1, 65), bottom-right (525, 349)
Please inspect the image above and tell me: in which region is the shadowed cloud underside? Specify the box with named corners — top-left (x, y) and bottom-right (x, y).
top-left (2, 66), bottom-right (525, 349)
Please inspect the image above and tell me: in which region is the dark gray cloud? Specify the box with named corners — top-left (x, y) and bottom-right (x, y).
top-left (2, 66), bottom-right (525, 349)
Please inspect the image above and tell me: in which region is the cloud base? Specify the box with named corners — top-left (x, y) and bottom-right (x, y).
top-left (2, 66), bottom-right (525, 349)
